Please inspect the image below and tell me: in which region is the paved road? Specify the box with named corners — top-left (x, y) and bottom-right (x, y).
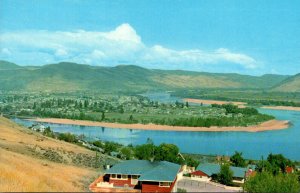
top-left (177, 179), bottom-right (240, 192)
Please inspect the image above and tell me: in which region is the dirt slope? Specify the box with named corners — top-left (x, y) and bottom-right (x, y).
top-left (0, 116), bottom-right (116, 192)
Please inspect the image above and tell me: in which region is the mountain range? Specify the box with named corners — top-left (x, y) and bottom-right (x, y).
top-left (0, 60), bottom-right (298, 92)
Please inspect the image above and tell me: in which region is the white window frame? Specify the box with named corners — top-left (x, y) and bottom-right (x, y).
top-left (131, 175), bottom-right (139, 185)
top-left (159, 181), bottom-right (172, 187)
top-left (111, 174), bottom-right (117, 179)
top-left (111, 174), bottom-right (128, 180)
top-left (131, 175), bottom-right (139, 179)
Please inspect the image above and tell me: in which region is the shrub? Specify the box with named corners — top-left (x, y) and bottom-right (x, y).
top-left (244, 172), bottom-right (300, 193)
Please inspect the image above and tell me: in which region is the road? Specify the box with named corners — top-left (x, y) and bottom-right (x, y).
top-left (177, 179), bottom-right (241, 192)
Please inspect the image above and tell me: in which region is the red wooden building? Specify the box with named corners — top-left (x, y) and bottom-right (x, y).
top-left (90, 160), bottom-right (181, 192)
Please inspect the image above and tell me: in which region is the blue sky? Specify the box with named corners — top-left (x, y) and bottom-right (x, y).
top-left (0, 0), bottom-right (299, 75)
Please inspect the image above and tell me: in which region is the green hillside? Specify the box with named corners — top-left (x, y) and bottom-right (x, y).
top-left (0, 60), bottom-right (22, 70)
top-left (0, 60), bottom-right (292, 92)
top-left (272, 73), bottom-right (300, 92)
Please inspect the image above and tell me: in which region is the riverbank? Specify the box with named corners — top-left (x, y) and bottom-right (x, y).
top-left (184, 98), bottom-right (300, 111)
top-left (261, 106), bottom-right (300, 111)
top-left (30, 118), bottom-right (289, 132)
top-left (183, 98), bottom-right (247, 108)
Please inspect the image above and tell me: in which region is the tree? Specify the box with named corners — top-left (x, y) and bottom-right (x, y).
top-left (119, 106), bottom-right (124, 113)
top-left (146, 137), bottom-right (154, 145)
top-left (155, 143), bottom-right (183, 164)
top-left (84, 100), bottom-right (89, 108)
top-left (230, 151), bottom-right (246, 167)
top-left (120, 147), bottom-right (132, 160)
top-left (33, 102), bottom-right (37, 109)
top-left (103, 141), bottom-right (121, 154)
top-left (267, 154), bottom-right (293, 174)
top-left (79, 112), bottom-right (85, 120)
top-left (101, 112), bottom-right (105, 121)
top-left (218, 164), bottom-right (233, 186)
top-left (129, 115), bottom-right (134, 121)
top-left (175, 100), bottom-right (179, 107)
top-left (135, 143), bottom-right (156, 160)
top-left (185, 102), bottom-right (189, 108)
top-left (244, 171), bottom-right (300, 193)
top-left (58, 132), bottom-right (77, 143)
top-left (256, 159), bottom-right (272, 173)
top-left (43, 126), bottom-right (55, 138)
top-left (184, 155), bottom-right (200, 167)
top-left (93, 141), bottom-right (104, 148)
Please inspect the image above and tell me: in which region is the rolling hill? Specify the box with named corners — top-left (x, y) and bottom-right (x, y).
top-left (0, 60), bottom-right (292, 92)
top-left (0, 60), bottom-right (22, 70)
top-left (272, 73), bottom-right (300, 92)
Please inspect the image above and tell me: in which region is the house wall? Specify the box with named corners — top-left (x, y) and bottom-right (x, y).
top-left (232, 177), bottom-right (244, 184)
top-left (141, 178), bottom-right (177, 193)
top-left (190, 170), bottom-right (210, 182)
top-left (109, 175), bottom-right (136, 187)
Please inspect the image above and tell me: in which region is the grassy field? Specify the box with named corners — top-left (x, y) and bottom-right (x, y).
top-left (0, 116), bottom-right (117, 192)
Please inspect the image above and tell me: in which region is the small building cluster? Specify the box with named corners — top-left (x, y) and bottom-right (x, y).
top-left (90, 160), bottom-right (181, 192)
top-left (90, 160), bottom-right (297, 192)
top-left (190, 163), bottom-right (255, 184)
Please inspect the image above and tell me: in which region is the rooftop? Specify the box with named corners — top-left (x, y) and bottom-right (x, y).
top-left (106, 160), bottom-right (181, 182)
top-left (196, 163), bottom-right (248, 178)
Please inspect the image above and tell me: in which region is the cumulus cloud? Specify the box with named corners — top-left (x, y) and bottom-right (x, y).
top-left (0, 23), bottom-right (259, 71)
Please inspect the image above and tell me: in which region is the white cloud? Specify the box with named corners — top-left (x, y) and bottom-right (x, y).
top-left (215, 48), bottom-right (257, 69)
top-left (0, 23), bottom-right (259, 71)
top-left (103, 23), bottom-right (141, 44)
top-left (55, 48), bottom-right (68, 57)
top-left (1, 48), bottom-right (12, 55)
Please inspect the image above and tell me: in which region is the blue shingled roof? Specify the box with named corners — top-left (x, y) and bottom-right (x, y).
top-left (106, 160), bottom-right (181, 182)
top-left (138, 161), bottom-right (180, 182)
top-left (230, 166), bottom-right (248, 178)
top-left (196, 163), bottom-right (247, 178)
top-left (196, 163), bottom-right (221, 176)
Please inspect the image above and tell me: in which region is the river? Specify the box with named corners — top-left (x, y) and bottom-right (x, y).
top-left (11, 93), bottom-right (300, 161)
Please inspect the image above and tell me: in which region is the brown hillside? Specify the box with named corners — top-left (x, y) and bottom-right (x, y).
top-left (0, 116), bottom-right (116, 192)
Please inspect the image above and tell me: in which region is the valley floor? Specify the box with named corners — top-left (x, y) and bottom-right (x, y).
top-left (31, 118), bottom-right (289, 132)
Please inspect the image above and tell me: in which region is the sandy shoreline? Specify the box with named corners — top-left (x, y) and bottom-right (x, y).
top-left (184, 98), bottom-right (300, 111)
top-left (261, 106), bottom-right (300, 111)
top-left (184, 98), bottom-right (247, 108)
top-left (30, 118), bottom-right (289, 132)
